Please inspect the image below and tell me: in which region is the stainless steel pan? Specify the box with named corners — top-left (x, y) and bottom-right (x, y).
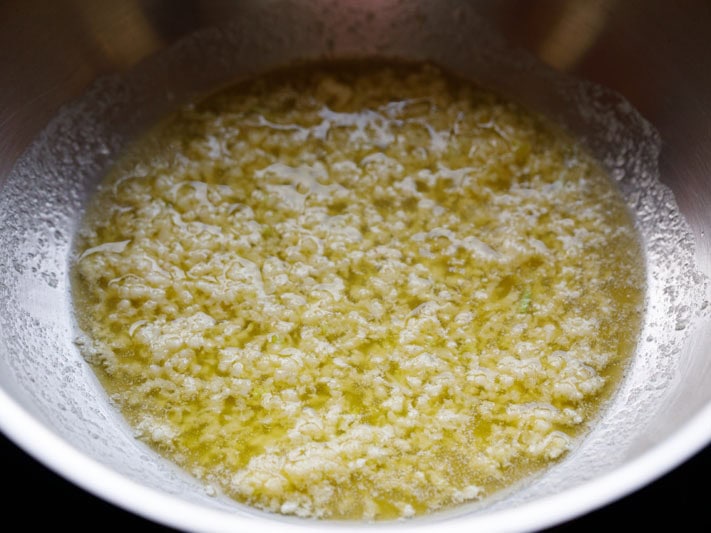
top-left (1, 1), bottom-right (709, 531)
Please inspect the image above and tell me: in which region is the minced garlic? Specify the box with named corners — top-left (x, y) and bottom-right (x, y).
top-left (72, 61), bottom-right (645, 520)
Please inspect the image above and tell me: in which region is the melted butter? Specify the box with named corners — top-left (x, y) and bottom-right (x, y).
top-left (72, 61), bottom-right (645, 520)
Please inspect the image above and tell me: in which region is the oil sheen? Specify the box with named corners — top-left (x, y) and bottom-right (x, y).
top-left (72, 61), bottom-right (645, 520)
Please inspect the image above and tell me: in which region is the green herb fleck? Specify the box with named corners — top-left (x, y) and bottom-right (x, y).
top-left (519, 287), bottom-right (532, 313)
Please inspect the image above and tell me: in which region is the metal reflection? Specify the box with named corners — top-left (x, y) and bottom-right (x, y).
top-left (536, 0), bottom-right (615, 70)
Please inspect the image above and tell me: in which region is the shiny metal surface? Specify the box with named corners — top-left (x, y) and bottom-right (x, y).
top-left (0, 1), bottom-right (709, 531)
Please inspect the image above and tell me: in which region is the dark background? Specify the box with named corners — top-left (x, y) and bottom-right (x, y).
top-left (2, 432), bottom-right (708, 531)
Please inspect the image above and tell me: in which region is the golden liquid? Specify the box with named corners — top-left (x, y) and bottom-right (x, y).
top-left (72, 61), bottom-right (645, 520)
